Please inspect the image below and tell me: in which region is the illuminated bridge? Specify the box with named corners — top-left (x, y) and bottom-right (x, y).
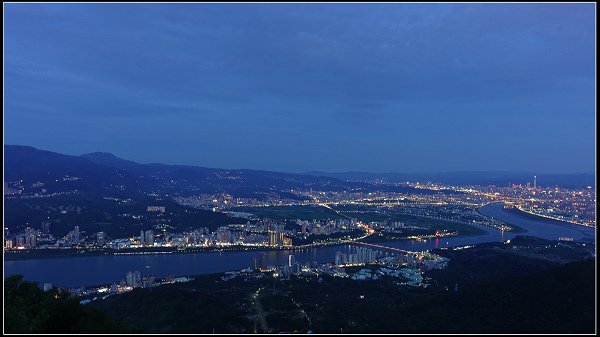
top-left (350, 241), bottom-right (417, 255)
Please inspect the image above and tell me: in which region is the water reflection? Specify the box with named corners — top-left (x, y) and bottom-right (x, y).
top-left (4, 202), bottom-right (594, 288)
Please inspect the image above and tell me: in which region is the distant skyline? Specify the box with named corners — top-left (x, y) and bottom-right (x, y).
top-left (5, 3), bottom-right (596, 173)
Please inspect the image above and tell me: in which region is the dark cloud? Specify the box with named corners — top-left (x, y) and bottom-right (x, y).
top-left (4, 3), bottom-right (595, 173)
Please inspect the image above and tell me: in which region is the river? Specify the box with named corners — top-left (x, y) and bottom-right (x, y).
top-left (4, 202), bottom-right (595, 288)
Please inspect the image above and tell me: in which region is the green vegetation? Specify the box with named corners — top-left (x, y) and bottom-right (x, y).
top-left (85, 237), bottom-right (595, 333)
top-left (428, 243), bottom-right (594, 294)
top-left (234, 205), bottom-right (342, 221)
top-left (389, 213), bottom-right (486, 236)
top-left (358, 229), bottom-right (437, 243)
top-left (504, 223), bottom-right (527, 233)
top-left (4, 275), bottom-right (128, 333)
top-left (293, 230), bottom-right (365, 246)
top-left (90, 274), bottom-right (253, 333)
top-left (339, 210), bottom-right (390, 222)
top-left (333, 204), bottom-right (486, 237)
top-left (4, 194), bottom-right (247, 238)
top-left (409, 260), bottom-right (595, 333)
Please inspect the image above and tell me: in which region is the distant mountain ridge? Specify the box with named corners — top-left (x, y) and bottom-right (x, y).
top-left (4, 145), bottom-right (136, 195)
top-left (7, 145), bottom-right (438, 199)
top-left (2, 145), bottom-right (458, 237)
top-left (5, 145), bottom-right (590, 237)
top-left (6, 145), bottom-right (592, 197)
top-left (80, 152), bottom-right (142, 171)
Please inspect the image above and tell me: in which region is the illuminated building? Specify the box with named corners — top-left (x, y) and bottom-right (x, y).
top-left (145, 230), bottom-right (154, 246)
top-left (42, 222), bottom-right (51, 235)
top-left (43, 283), bottom-right (53, 292)
top-left (142, 275), bottom-right (155, 288)
top-left (25, 232), bottom-right (37, 248)
top-left (269, 230), bottom-right (277, 246)
top-left (73, 226), bottom-right (80, 243)
top-left (96, 232), bottom-right (107, 246)
top-left (126, 271), bottom-right (141, 287)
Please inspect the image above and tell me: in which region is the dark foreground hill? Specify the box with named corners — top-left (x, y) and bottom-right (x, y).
top-left (5, 237), bottom-right (595, 333)
top-left (85, 249), bottom-right (595, 333)
top-left (4, 275), bottom-right (129, 333)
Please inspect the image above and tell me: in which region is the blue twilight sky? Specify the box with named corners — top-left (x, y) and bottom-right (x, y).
top-left (4, 3), bottom-right (596, 173)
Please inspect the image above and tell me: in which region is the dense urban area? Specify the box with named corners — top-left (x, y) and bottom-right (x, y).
top-left (4, 175), bottom-right (595, 253)
top-left (3, 146), bottom-right (596, 334)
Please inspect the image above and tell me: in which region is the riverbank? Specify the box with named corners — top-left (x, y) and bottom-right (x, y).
top-left (4, 230), bottom-right (481, 261)
top-left (358, 231), bottom-right (459, 243)
top-left (475, 203), bottom-right (527, 233)
top-left (3, 245), bottom-right (283, 261)
top-left (395, 213), bottom-right (490, 235)
top-left (477, 202), bottom-right (595, 242)
top-left (508, 206), bottom-right (594, 228)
